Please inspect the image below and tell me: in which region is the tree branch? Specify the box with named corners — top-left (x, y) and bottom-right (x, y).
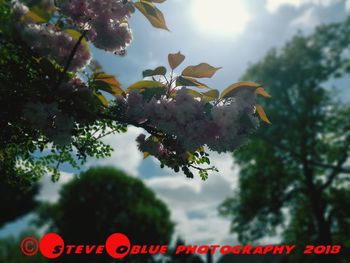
top-left (97, 112), bottom-right (159, 137)
top-left (320, 135), bottom-right (350, 191)
top-left (256, 134), bottom-right (350, 174)
top-left (56, 29), bottom-right (88, 88)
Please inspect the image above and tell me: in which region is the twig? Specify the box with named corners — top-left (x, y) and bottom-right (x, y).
top-left (56, 29), bottom-right (88, 88)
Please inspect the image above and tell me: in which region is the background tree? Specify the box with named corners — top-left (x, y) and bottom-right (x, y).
top-left (0, 230), bottom-right (47, 263)
top-left (37, 166), bottom-right (174, 263)
top-left (219, 18), bottom-right (350, 263)
top-left (166, 238), bottom-right (205, 263)
top-left (0, 173), bottom-right (39, 228)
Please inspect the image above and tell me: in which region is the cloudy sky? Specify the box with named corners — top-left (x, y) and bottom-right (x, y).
top-left (1, 0), bottom-right (350, 251)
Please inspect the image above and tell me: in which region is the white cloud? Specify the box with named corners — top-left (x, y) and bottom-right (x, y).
top-left (5, 134), bottom-right (241, 248)
top-left (145, 152), bottom-right (240, 246)
top-left (346, 0), bottom-right (350, 11)
top-left (85, 126), bottom-right (144, 176)
top-left (0, 214), bottom-right (36, 238)
top-left (37, 172), bottom-right (74, 203)
top-left (266, 0), bottom-right (341, 13)
top-left (37, 127), bottom-right (144, 203)
top-left (290, 7), bottom-right (320, 28)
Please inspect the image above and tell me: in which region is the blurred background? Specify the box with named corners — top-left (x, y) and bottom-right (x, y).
top-left (1, 0), bottom-right (350, 262)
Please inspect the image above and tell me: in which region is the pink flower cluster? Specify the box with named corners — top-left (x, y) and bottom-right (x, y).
top-left (13, 0), bottom-right (135, 71)
top-left (57, 77), bottom-right (91, 97)
top-left (59, 0), bottom-right (134, 52)
top-left (20, 23), bottom-right (91, 71)
top-left (124, 88), bottom-right (259, 155)
top-left (23, 102), bottom-right (74, 145)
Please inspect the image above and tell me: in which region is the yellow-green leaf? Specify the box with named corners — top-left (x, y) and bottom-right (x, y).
top-left (198, 146), bottom-right (205, 153)
top-left (255, 87), bottom-right (271, 98)
top-left (150, 136), bottom-right (159, 142)
top-left (176, 76), bottom-right (209, 88)
top-left (143, 152), bottom-right (150, 159)
top-left (94, 80), bottom-right (123, 96)
top-left (185, 89), bottom-right (219, 102)
top-left (65, 29), bottom-right (89, 50)
top-left (256, 104), bottom-right (271, 124)
top-left (186, 89), bottom-right (202, 98)
top-left (32, 56), bottom-right (42, 63)
top-left (23, 5), bottom-right (54, 24)
top-left (96, 93), bottom-right (109, 107)
top-left (92, 73), bottom-right (123, 96)
top-left (182, 63), bottom-right (221, 78)
top-left (134, 1), bottom-right (169, 30)
top-left (168, 52), bottom-right (185, 70)
top-left (93, 73), bottom-right (120, 88)
top-left (127, 80), bottom-right (165, 91)
top-left (143, 66), bottom-right (167, 78)
top-left (202, 89), bottom-right (219, 101)
top-left (221, 81), bottom-right (261, 99)
top-left (32, 5), bottom-right (53, 19)
top-left (188, 152), bottom-right (195, 162)
top-left (25, 9), bottom-right (48, 23)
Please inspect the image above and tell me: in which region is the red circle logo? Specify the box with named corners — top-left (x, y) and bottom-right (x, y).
top-left (105, 233), bottom-right (131, 259)
top-left (39, 233), bottom-right (65, 259)
top-left (20, 237), bottom-right (39, 256)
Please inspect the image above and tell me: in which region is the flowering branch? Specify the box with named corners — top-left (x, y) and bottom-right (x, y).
top-left (8, 1), bottom-right (272, 181)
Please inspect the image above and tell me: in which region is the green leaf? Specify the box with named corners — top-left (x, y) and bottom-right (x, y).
top-left (127, 80), bottom-right (165, 91)
top-left (204, 102), bottom-right (213, 116)
top-left (182, 63), bottom-right (221, 78)
top-left (176, 76), bottom-right (209, 88)
top-left (134, 1), bottom-right (169, 30)
top-left (92, 73), bottom-right (123, 96)
top-left (142, 66), bottom-right (167, 78)
top-left (202, 89), bottom-right (220, 101)
top-left (256, 104), bottom-right (271, 124)
top-left (199, 170), bottom-right (209, 181)
top-left (186, 89), bottom-right (202, 98)
top-left (141, 87), bottom-right (166, 101)
top-left (221, 81), bottom-right (261, 99)
top-left (168, 52), bottom-right (185, 70)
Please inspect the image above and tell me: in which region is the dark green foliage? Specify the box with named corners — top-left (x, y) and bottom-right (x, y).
top-left (37, 167), bottom-right (174, 263)
top-left (0, 0), bottom-right (218, 184)
top-left (0, 231), bottom-right (47, 263)
top-left (0, 1), bottom-right (126, 185)
top-left (0, 173), bottom-right (39, 228)
top-left (219, 18), bottom-right (350, 263)
top-left (166, 239), bottom-right (205, 263)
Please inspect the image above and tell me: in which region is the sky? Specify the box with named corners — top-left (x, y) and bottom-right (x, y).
top-left (1, 0), bottom-right (350, 254)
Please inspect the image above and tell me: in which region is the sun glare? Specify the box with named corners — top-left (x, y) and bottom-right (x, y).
top-left (192, 0), bottom-right (251, 36)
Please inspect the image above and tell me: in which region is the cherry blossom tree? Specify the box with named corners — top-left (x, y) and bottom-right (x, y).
top-left (0, 0), bottom-right (271, 184)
